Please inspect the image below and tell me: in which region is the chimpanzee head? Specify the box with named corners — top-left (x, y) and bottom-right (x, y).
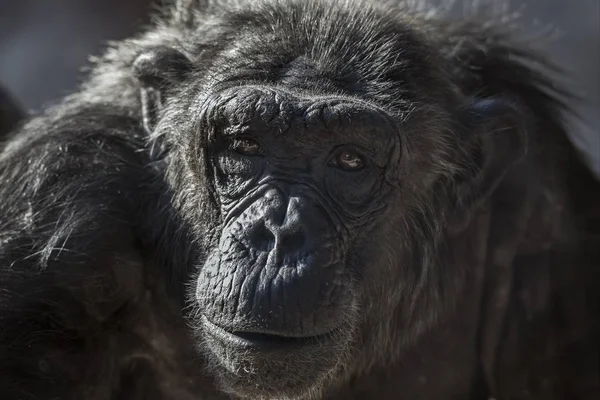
top-left (133, 1), bottom-right (527, 398)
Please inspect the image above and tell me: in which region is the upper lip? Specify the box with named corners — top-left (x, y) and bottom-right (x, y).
top-left (201, 315), bottom-right (335, 349)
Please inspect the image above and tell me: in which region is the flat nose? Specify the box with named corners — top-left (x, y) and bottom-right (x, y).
top-left (248, 189), bottom-right (310, 254)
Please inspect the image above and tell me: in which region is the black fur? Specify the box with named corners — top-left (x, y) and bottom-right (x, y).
top-left (0, 1), bottom-right (598, 399)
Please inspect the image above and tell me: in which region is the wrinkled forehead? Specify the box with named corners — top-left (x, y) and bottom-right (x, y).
top-left (199, 86), bottom-right (399, 141)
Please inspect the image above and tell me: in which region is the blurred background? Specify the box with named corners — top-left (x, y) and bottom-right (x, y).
top-left (0, 0), bottom-right (598, 173)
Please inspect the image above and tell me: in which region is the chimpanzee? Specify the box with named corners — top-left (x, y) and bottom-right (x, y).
top-left (0, 1), bottom-right (598, 399)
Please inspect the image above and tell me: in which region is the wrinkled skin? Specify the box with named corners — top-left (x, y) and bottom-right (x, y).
top-left (193, 88), bottom-right (401, 397)
top-left (0, 1), bottom-right (598, 400)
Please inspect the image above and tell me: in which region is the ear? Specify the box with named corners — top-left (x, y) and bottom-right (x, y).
top-left (466, 98), bottom-right (530, 197)
top-left (448, 97), bottom-right (530, 232)
top-left (132, 46), bottom-right (193, 135)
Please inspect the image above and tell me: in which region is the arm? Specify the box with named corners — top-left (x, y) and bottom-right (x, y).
top-left (0, 107), bottom-right (149, 399)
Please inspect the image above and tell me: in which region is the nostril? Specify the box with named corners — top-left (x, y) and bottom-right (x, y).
top-left (250, 223), bottom-right (276, 252)
top-left (279, 229), bottom-right (306, 252)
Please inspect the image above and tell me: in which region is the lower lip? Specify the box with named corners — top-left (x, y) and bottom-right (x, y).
top-left (201, 316), bottom-right (333, 350)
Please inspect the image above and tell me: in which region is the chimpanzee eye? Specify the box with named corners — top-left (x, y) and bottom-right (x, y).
top-left (330, 148), bottom-right (365, 171)
top-left (230, 138), bottom-right (264, 156)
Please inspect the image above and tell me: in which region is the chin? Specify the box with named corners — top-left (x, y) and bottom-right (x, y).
top-left (198, 316), bottom-right (351, 399)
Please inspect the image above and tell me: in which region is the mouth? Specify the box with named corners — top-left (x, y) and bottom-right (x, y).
top-left (200, 315), bottom-right (350, 398)
top-left (201, 315), bottom-right (336, 350)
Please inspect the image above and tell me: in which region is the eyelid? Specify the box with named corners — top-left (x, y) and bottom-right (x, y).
top-left (327, 145), bottom-right (368, 170)
top-left (227, 136), bottom-right (265, 156)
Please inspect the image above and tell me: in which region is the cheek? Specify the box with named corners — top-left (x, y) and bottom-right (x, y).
top-left (213, 152), bottom-right (263, 198)
top-left (325, 170), bottom-right (385, 213)
top-left (194, 236), bottom-right (266, 310)
top-left (346, 212), bottom-right (414, 297)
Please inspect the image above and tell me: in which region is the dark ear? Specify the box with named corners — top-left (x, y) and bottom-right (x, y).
top-left (449, 98), bottom-right (530, 232)
top-left (132, 47), bottom-right (193, 135)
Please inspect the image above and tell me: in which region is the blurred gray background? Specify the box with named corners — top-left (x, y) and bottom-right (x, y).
top-left (0, 0), bottom-right (598, 173)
